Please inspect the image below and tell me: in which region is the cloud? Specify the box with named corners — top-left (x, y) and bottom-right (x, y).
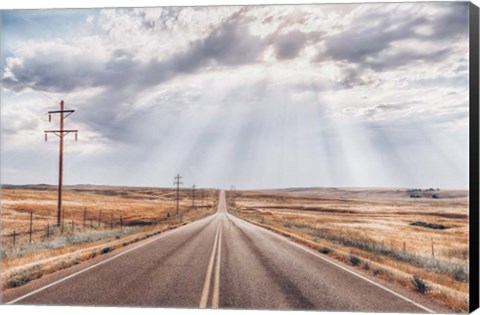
top-left (171, 16), bottom-right (265, 70)
top-left (431, 2), bottom-right (469, 39)
top-left (320, 2), bottom-right (468, 71)
top-left (1, 4), bottom-right (470, 188)
top-left (3, 37), bottom-right (108, 93)
top-left (265, 30), bottom-right (322, 60)
top-left (3, 9), bottom-right (269, 95)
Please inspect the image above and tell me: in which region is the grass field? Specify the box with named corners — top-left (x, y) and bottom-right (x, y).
top-left (226, 187), bottom-right (469, 311)
top-left (1, 185), bottom-right (218, 288)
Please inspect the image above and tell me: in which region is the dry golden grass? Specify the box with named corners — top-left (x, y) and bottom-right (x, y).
top-left (226, 188), bottom-right (469, 311)
top-left (1, 185), bottom-right (218, 288)
top-left (2, 185), bottom-right (218, 236)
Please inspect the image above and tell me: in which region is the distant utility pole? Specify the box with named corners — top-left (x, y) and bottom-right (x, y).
top-left (45, 100), bottom-right (79, 226)
top-left (174, 174), bottom-right (183, 216)
top-left (192, 184), bottom-right (196, 208)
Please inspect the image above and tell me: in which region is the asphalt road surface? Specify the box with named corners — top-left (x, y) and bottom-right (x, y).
top-left (3, 191), bottom-right (448, 312)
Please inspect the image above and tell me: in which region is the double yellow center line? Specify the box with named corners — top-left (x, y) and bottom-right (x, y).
top-left (199, 223), bottom-right (222, 308)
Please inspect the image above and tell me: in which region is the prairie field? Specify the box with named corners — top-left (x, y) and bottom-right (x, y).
top-left (0, 185), bottom-right (218, 288)
top-left (226, 187), bottom-right (469, 311)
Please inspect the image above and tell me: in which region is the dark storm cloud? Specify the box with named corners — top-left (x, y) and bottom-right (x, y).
top-left (338, 65), bottom-right (374, 88)
top-left (320, 2), bottom-right (468, 71)
top-left (321, 15), bottom-right (423, 65)
top-left (274, 31), bottom-right (306, 59)
top-left (431, 2), bottom-right (469, 39)
top-left (266, 30), bottom-right (322, 60)
top-left (3, 8), bottom-right (287, 146)
top-left (173, 18), bottom-right (265, 69)
top-left (2, 3), bottom-right (468, 145)
top-left (3, 9), bottom-right (268, 95)
top-left (3, 52), bottom-right (102, 93)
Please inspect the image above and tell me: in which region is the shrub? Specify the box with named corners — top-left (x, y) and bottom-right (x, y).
top-left (410, 221), bottom-right (448, 230)
top-left (318, 247), bottom-right (330, 254)
top-left (283, 222), bottom-right (293, 228)
top-left (8, 274), bottom-right (31, 288)
top-left (1, 227), bottom-right (141, 260)
top-left (411, 275), bottom-right (428, 294)
top-left (363, 262), bottom-right (370, 270)
top-left (280, 221), bottom-right (467, 281)
top-left (101, 247), bottom-right (112, 254)
top-left (350, 255), bottom-right (361, 266)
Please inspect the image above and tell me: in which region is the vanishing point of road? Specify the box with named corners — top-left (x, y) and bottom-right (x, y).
top-left (3, 191), bottom-right (449, 312)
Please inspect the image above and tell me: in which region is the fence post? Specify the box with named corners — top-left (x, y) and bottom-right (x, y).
top-left (431, 238), bottom-right (435, 259)
top-left (120, 216), bottom-right (123, 231)
top-left (47, 223), bottom-right (50, 240)
top-left (110, 211), bottom-right (113, 229)
top-left (72, 220), bottom-right (75, 234)
top-left (12, 230), bottom-right (16, 247)
top-left (83, 207), bottom-right (87, 229)
top-left (29, 211), bottom-right (33, 244)
top-left (98, 210), bottom-right (102, 229)
top-left (62, 207), bottom-right (65, 234)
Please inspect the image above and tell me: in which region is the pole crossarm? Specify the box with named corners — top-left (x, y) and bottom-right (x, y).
top-left (45, 130), bottom-right (78, 140)
top-left (48, 109), bottom-right (75, 121)
top-left (48, 110), bottom-right (75, 114)
top-left (45, 129), bottom-right (78, 133)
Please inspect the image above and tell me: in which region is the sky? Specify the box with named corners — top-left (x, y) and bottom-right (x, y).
top-left (0, 2), bottom-right (471, 190)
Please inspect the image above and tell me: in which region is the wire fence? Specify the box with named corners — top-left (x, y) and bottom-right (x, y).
top-left (2, 210), bottom-right (130, 248)
top-left (1, 199), bottom-right (217, 250)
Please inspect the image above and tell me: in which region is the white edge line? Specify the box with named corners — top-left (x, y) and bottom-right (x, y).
top-left (5, 215), bottom-right (214, 305)
top-left (225, 211), bottom-right (436, 314)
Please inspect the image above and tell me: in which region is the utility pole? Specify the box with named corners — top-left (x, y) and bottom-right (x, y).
top-left (45, 100), bottom-right (78, 226)
top-left (192, 184), bottom-right (196, 208)
top-left (174, 174), bottom-right (183, 216)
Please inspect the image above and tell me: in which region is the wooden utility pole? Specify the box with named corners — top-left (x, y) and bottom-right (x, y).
top-left (174, 174), bottom-right (183, 216)
top-left (45, 100), bottom-right (78, 226)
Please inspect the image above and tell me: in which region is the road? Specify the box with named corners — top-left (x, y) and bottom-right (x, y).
top-left (3, 191), bottom-right (447, 312)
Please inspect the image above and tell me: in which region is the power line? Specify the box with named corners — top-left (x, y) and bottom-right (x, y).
top-left (2, 69), bottom-right (59, 103)
top-left (44, 100), bottom-right (79, 226)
